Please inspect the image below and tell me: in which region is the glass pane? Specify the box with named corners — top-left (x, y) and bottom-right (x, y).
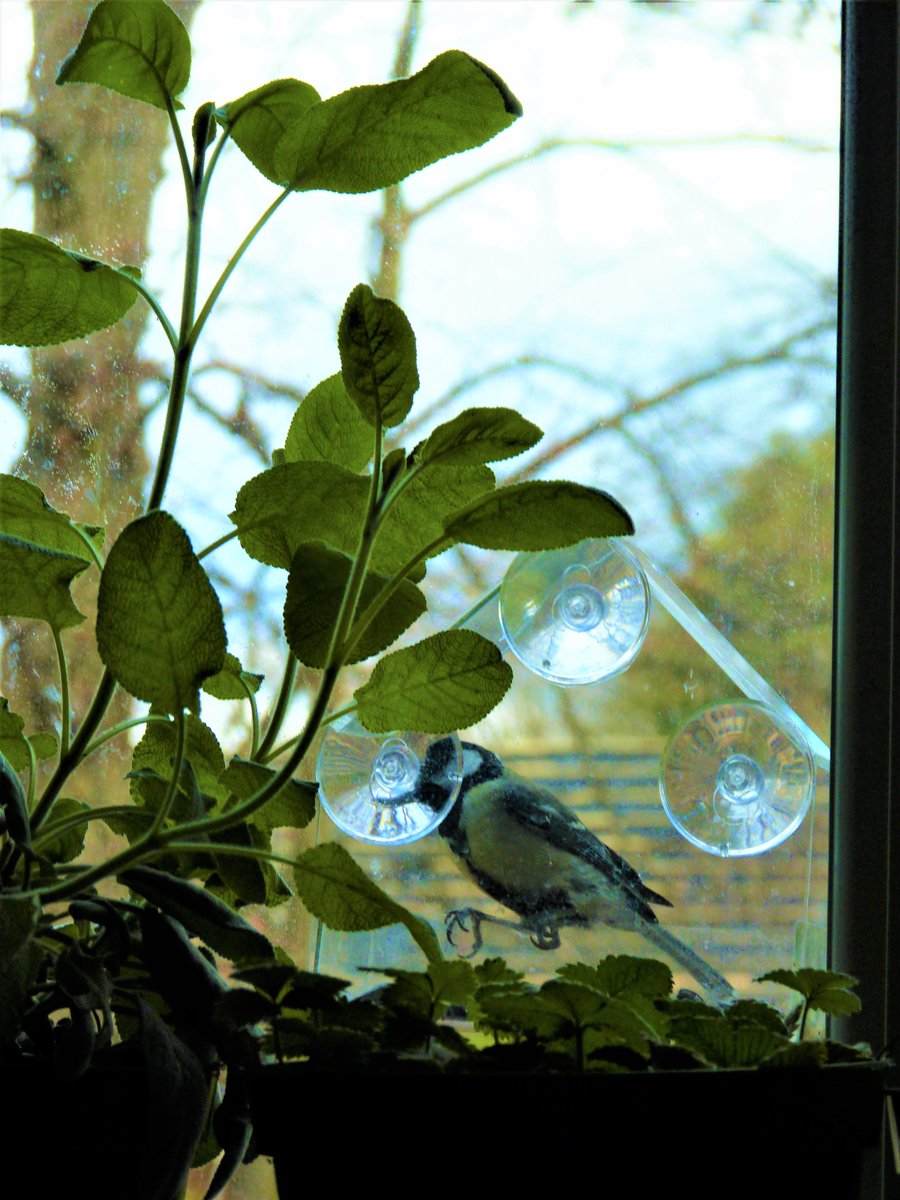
top-left (1, 5), bottom-right (840, 1191)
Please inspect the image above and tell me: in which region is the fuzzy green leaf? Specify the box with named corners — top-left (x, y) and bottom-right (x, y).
top-left (283, 372), bottom-right (373, 472)
top-left (0, 475), bottom-right (103, 561)
top-left (201, 652), bottom-right (263, 701)
top-left (292, 842), bottom-right (441, 964)
top-left (417, 407), bottom-right (543, 468)
top-left (231, 461), bottom-right (369, 570)
top-left (97, 511), bottom-right (227, 714)
top-left (672, 1015), bottom-right (788, 1068)
top-left (557, 955), bottom-right (674, 1000)
top-left (221, 757), bottom-right (316, 833)
top-left (40, 797), bottom-right (90, 863)
top-left (372, 464), bottom-right (494, 576)
top-left (222, 78), bottom-right (321, 182)
top-left (0, 698), bottom-right (55, 771)
top-left (0, 533), bottom-right (89, 630)
top-left (758, 968), bottom-right (862, 1017)
top-left (284, 541), bottom-right (425, 668)
top-left (354, 629), bottom-right (512, 734)
top-left (56, 0), bottom-right (191, 111)
top-left (338, 284), bottom-right (418, 428)
top-left (274, 50), bottom-right (521, 193)
top-left (131, 716), bottom-right (227, 807)
top-left (0, 229), bottom-right (140, 347)
top-left (211, 824), bottom-right (291, 908)
top-left (443, 480), bottom-right (634, 551)
top-left (120, 865), bottom-right (275, 964)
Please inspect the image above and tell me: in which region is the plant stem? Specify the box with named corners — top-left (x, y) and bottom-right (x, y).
top-left (188, 188), bottom-right (292, 351)
top-left (242, 678), bottom-right (261, 760)
top-left (69, 522), bottom-right (105, 570)
top-left (196, 528), bottom-right (241, 560)
top-left (81, 713), bottom-right (173, 759)
top-left (28, 670), bottom-right (117, 836)
top-left (149, 710), bottom-right (186, 839)
top-left (341, 529), bottom-right (446, 661)
top-left (51, 627), bottom-right (71, 761)
top-left (32, 806), bottom-right (153, 850)
top-left (256, 656), bottom-right (297, 761)
top-left (110, 267), bottom-right (179, 353)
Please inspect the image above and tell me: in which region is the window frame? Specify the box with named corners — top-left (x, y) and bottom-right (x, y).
top-left (832, 3), bottom-right (899, 1196)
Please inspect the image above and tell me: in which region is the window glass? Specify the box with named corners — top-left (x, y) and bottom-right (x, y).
top-left (1, 0), bottom-right (839, 1033)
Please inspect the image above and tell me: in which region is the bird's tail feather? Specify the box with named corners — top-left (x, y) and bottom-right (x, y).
top-left (638, 921), bottom-right (735, 1006)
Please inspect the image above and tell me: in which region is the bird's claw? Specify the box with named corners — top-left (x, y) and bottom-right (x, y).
top-left (446, 908), bottom-right (483, 958)
top-left (529, 924), bottom-right (561, 951)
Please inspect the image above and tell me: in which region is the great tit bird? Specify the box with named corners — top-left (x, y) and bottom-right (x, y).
top-left (417, 737), bottom-right (735, 1006)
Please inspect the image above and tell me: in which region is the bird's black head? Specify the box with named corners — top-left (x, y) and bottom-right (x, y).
top-left (416, 737), bottom-right (504, 816)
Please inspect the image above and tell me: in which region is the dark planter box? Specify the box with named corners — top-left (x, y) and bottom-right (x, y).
top-left (249, 1061), bottom-right (887, 1198)
top-left (0, 1058), bottom-right (208, 1200)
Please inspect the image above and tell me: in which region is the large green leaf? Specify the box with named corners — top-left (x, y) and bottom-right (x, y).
top-left (39, 797), bottom-right (90, 864)
top-left (338, 285), bottom-right (418, 429)
top-left (292, 842), bottom-right (441, 964)
top-left (131, 716), bottom-right (227, 808)
top-left (0, 533), bottom-right (89, 630)
top-left (443, 480), bottom-right (634, 551)
top-left (56, 0), bottom-right (191, 111)
top-left (284, 542), bottom-right (425, 667)
top-left (416, 407), bottom-right (543, 468)
top-left (274, 50), bottom-right (521, 193)
top-left (283, 372), bottom-right (373, 473)
top-left (1, 229), bottom-right (139, 347)
top-left (231, 461), bottom-right (368, 570)
top-left (372, 463), bottom-right (494, 576)
top-left (354, 629), bottom-right (512, 734)
top-left (120, 864), bottom-right (274, 964)
top-left (221, 757), bottom-right (316, 834)
top-left (221, 79), bottom-right (321, 183)
top-left (0, 698), bottom-right (56, 771)
top-left (0, 475), bottom-right (103, 561)
top-left (97, 512), bottom-right (226, 714)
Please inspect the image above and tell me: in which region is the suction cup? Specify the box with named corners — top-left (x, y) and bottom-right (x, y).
top-left (498, 539), bottom-right (650, 685)
top-left (659, 701), bottom-right (816, 857)
top-left (316, 715), bottom-right (461, 844)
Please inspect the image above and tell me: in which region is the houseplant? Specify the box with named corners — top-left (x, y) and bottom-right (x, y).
top-left (241, 954), bottom-right (886, 1196)
top-left (0, 5), bottom-right (889, 1200)
top-left (0, 1), bottom-right (634, 1196)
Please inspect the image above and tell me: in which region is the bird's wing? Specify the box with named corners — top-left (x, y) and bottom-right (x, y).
top-left (500, 773), bottom-right (673, 912)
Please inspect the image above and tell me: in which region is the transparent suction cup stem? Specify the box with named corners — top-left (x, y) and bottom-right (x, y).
top-left (659, 701), bottom-right (816, 857)
top-left (498, 539), bottom-right (650, 685)
top-left (316, 715), bottom-right (462, 845)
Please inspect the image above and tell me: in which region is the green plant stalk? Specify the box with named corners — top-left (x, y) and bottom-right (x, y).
top-left (265, 576), bottom-right (498, 761)
top-left (341, 528), bottom-right (448, 661)
top-left (81, 713), bottom-right (173, 759)
top-left (188, 188), bottom-right (292, 352)
top-left (255, 655), bottom-right (298, 761)
top-left (164, 419), bottom-right (384, 840)
top-left (110, 266), bottom-right (178, 353)
top-left (148, 709), bottom-right (186, 838)
top-left (69, 522), bottom-right (106, 570)
top-left (196, 527), bottom-right (241, 561)
top-left (32, 805), bottom-right (153, 850)
top-left (51, 627), bottom-right (71, 761)
top-left (241, 675), bottom-right (261, 759)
